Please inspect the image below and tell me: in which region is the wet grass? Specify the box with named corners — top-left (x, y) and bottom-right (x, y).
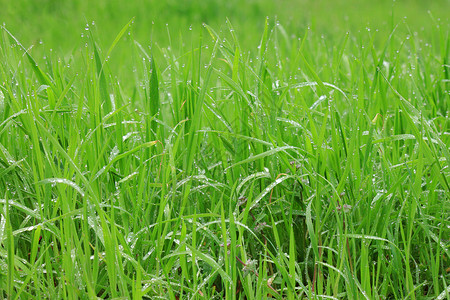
top-left (0, 2), bottom-right (449, 299)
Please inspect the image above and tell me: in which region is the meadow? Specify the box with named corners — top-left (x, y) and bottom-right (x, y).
top-left (0, 0), bottom-right (449, 299)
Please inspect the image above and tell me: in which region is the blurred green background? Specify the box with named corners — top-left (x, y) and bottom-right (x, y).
top-left (1, 0), bottom-right (448, 53)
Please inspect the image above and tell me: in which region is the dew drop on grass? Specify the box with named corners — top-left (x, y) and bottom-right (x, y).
top-left (0, 89), bottom-right (6, 111)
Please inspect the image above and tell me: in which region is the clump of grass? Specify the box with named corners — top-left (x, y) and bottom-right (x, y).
top-left (0, 15), bottom-right (449, 299)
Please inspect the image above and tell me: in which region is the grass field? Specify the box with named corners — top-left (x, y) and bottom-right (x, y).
top-left (0, 0), bottom-right (449, 299)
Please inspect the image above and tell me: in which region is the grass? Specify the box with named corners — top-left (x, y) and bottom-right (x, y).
top-left (0, 1), bottom-right (449, 299)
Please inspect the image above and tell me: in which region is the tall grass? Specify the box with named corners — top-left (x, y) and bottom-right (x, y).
top-left (0, 12), bottom-right (449, 300)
